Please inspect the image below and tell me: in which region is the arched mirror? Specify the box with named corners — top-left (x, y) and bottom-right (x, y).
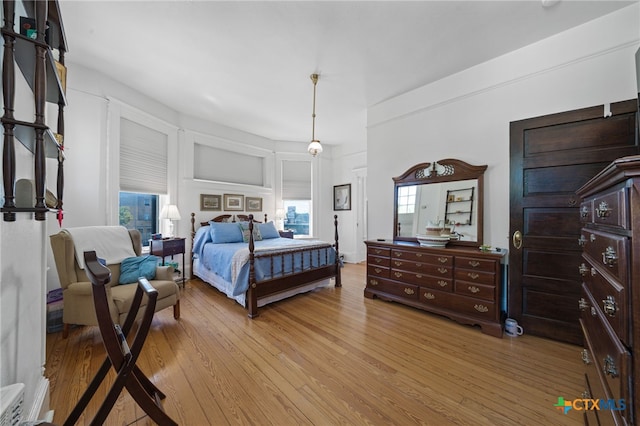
top-left (393, 158), bottom-right (487, 247)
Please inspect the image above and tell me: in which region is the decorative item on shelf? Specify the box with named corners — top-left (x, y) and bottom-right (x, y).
top-left (19, 16), bottom-right (50, 44)
top-left (416, 234), bottom-right (450, 248)
top-left (307, 73), bottom-right (323, 157)
top-left (54, 60), bottom-right (67, 94)
top-left (479, 244), bottom-right (492, 252)
top-left (160, 204), bottom-right (181, 238)
top-left (245, 197), bottom-right (262, 212)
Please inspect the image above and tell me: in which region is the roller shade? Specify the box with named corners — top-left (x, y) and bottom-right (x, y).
top-left (282, 160), bottom-right (311, 200)
top-left (119, 118), bottom-right (168, 194)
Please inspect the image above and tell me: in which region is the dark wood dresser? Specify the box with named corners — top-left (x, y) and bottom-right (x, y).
top-left (364, 240), bottom-right (506, 337)
top-left (576, 155), bottom-right (640, 425)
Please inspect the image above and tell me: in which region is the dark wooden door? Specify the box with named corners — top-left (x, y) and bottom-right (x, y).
top-left (509, 99), bottom-right (638, 344)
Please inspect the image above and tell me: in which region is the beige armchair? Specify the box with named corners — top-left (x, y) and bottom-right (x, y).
top-left (50, 227), bottom-right (180, 338)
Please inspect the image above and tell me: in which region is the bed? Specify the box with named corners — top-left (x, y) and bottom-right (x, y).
top-left (190, 213), bottom-right (341, 317)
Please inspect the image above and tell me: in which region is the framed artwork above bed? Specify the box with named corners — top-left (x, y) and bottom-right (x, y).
top-left (223, 194), bottom-right (244, 211)
top-left (200, 194), bottom-right (221, 211)
top-left (246, 197), bottom-right (262, 212)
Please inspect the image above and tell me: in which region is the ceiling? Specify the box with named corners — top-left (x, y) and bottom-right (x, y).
top-left (58, 1), bottom-right (635, 149)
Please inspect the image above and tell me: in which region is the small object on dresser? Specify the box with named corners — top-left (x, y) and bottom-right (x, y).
top-left (151, 233), bottom-right (162, 240)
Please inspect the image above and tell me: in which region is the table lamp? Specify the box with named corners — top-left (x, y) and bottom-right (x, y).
top-left (160, 204), bottom-right (181, 238)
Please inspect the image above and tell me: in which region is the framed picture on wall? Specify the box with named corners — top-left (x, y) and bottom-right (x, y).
top-left (223, 194), bottom-right (244, 211)
top-left (334, 184), bottom-right (351, 211)
top-left (246, 197), bottom-right (262, 212)
top-left (200, 194), bottom-right (221, 211)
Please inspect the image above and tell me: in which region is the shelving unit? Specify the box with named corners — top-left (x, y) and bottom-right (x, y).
top-left (444, 187), bottom-right (474, 226)
top-left (2, 0), bottom-right (67, 221)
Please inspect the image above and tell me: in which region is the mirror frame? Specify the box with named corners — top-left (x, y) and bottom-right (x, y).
top-left (393, 158), bottom-right (487, 247)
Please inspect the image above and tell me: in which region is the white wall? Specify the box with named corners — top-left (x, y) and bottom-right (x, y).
top-left (367, 5), bottom-right (640, 250)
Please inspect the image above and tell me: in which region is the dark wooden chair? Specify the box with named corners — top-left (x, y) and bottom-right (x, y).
top-left (64, 250), bottom-right (177, 426)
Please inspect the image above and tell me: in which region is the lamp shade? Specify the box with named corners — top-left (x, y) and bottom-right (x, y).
top-left (308, 140), bottom-right (323, 156)
top-left (160, 204), bottom-right (181, 220)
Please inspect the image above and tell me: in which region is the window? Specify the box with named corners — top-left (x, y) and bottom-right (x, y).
top-left (282, 160), bottom-right (312, 237)
top-left (397, 186), bottom-right (416, 214)
top-left (119, 192), bottom-right (158, 246)
top-left (282, 200), bottom-right (310, 237)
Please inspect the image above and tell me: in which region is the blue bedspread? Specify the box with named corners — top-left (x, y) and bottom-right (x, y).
top-left (193, 226), bottom-right (336, 296)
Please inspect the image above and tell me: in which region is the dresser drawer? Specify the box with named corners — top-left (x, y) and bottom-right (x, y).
top-left (419, 287), bottom-right (451, 307)
top-left (393, 259), bottom-right (453, 278)
top-left (581, 255), bottom-right (629, 345)
top-left (368, 246), bottom-right (391, 257)
top-left (391, 249), bottom-right (453, 266)
top-left (581, 286), bottom-right (631, 412)
top-left (367, 277), bottom-right (418, 300)
top-left (449, 293), bottom-right (497, 320)
top-left (582, 229), bottom-right (629, 284)
top-left (388, 269), bottom-right (454, 291)
top-left (368, 255), bottom-right (390, 268)
top-left (454, 281), bottom-right (495, 301)
top-left (420, 276), bottom-right (453, 292)
top-left (454, 269), bottom-right (495, 286)
top-left (592, 186), bottom-right (628, 230)
top-left (367, 265), bottom-right (389, 279)
top-left (455, 256), bottom-right (497, 273)
top-left (581, 320), bottom-right (627, 426)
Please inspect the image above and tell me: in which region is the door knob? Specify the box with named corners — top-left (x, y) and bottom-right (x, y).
top-left (513, 230), bottom-right (523, 250)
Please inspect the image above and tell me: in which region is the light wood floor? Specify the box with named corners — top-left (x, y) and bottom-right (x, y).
top-left (46, 263), bottom-right (585, 425)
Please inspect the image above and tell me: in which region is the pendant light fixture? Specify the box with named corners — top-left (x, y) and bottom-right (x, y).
top-left (307, 73), bottom-right (323, 157)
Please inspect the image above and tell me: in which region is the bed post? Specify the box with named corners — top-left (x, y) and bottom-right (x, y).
top-left (190, 212), bottom-right (196, 279)
top-left (247, 214), bottom-right (258, 317)
top-left (334, 214), bottom-right (342, 287)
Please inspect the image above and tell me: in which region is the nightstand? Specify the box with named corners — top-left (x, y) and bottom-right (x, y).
top-left (150, 237), bottom-right (186, 287)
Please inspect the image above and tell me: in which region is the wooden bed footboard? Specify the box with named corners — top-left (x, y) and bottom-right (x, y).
top-left (190, 213), bottom-right (341, 318)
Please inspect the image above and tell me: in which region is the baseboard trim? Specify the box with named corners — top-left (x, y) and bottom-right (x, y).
top-left (26, 376), bottom-right (50, 421)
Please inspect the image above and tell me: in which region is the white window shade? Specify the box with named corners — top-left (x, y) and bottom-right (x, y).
top-left (119, 118), bottom-right (168, 194)
top-left (194, 143), bottom-right (263, 186)
top-left (282, 160), bottom-right (311, 200)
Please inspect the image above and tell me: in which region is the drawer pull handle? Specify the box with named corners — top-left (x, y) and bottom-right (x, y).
top-left (590, 234), bottom-right (596, 242)
top-left (375, 268), bottom-right (382, 274)
top-left (581, 349), bottom-right (591, 365)
top-left (603, 355), bottom-right (618, 378)
top-left (438, 267), bottom-right (448, 274)
top-left (467, 272), bottom-right (479, 280)
top-left (394, 272), bottom-right (403, 278)
top-left (438, 257), bottom-right (448, 263)
top-left (369, 279), bottom-right (378, 286)
top-left (578, 298), bottom-right (589, 311)
top-left (394, 252), bottom-right (403, 257)
top-left (424, 292), bottom-right (435, 300)
top-left (595, 201), bottom-right (612, 218)
top-left (590, 306), bottom-right (597, 317)
top-left (468, 261), bottom-right (480, 267)
top-left (374, 249), bottom-right (383, 254)
top-left (602, 296), bottom-right (617, 317)
top-left (394, 261), bottom-right (402, 267)
top-left (602, 246), bottom-right (617, 267)
top-left (468, 286), bottom-right (480, 293)
top-left (581, 206), bottom-right (589, 218)
top-left (578, 235), bottom-right (587, 247)
top-left (581, 390), bottom-right (591, 399)
top-left (591, 268), bottom-right (597, 277)
top-left (415, 253), bottom-right (423, 258)
top-left (437, 280), bottom-right (448, 287)
top-left (404, 288), bottom-right (415, 295)
top-left (375, 258), bottom-right (382, 264)
top-left (416, 274), bottom-right (423, 279)
top-left (578, 263), bottom-right (588, 276)
top-left (474, 304), bottom-right (488, 313)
